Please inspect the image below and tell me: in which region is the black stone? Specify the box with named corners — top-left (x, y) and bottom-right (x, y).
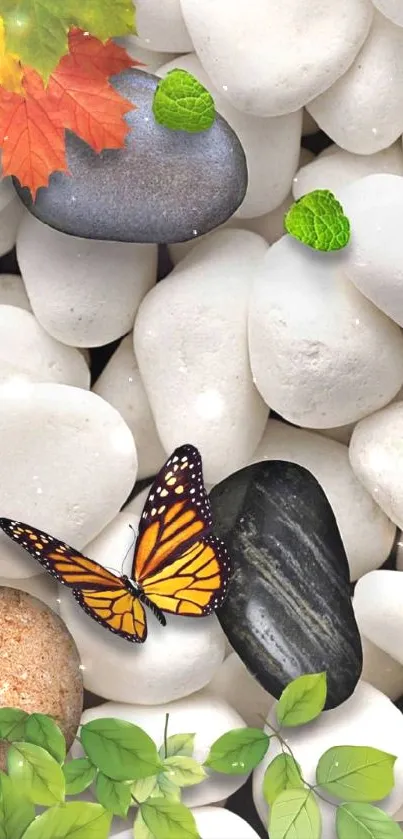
top-left (210, 460), bottom-right (362, 710)
top-left (14, 69), bottom-right (248, 244)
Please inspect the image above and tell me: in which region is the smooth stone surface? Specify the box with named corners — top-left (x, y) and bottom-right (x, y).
top-left (0, 178), bottom-right (25, 257)
top-left (0, 382), bottom-right (137, 548)
top-left (252, 421), bottom-right (395, 581)
top-left (360, 632), bottom-right (403, 701)
top-left (180, 0), bottom-right (373, 117)
top-left (308, 13), bottom-right (403, 154)
top-left (349, 402), bottom-right (403, 529)
top-left (0, 305), bottom-right (90, 387)
top-left (115, 40), bottom-right (178, 72)
top-left (157, 53), bottom-right (302, 219)
top-left (15, 70), bottom-right (247, 244)
top-left (0, 274), bottom-right (31, 310)
top-left (135, 230), bottom-right (269, 485)
top-left (17, 214), bottom-right (157, 347)
top-left (72, 695), bottom-right (248, 806)
top-left (293, 142), bottom-right (403, 200)
top-left (253, 682), bottom-right (403, 837)
top-left (354, 571), bottom-right (403, 666)
top-left (0, 588), bottom-right (83, 753)
top-left (111, 807), bottom-right (257, 839)
top-left (372, 0), bottom-right (403, 26)
top-left (130, 0), bottom-right (192, 52)
top-left (210, 460), bottom-right (362, 709)
top-left (93, 335), bottom-right (166, 480)
top-left (207, 651), bottom-right (275, 728)
top-left (249, 236), bottom-right (403, 428)
top-left (59, 510), bottom-right (226, 702)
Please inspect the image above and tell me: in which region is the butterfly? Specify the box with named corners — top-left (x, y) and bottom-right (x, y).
top-left (0, 444), bottom-right (231, 643)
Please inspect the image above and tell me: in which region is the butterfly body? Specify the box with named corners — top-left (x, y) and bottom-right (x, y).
top-left (0, 445), bottom-right (231, 643)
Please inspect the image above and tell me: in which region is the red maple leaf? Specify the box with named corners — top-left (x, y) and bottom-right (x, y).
top-left (0, 31), bottom-right (138, 198)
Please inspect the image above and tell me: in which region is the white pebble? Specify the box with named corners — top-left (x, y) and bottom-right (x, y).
top-left (134, 230), bottom-right (268, 485)
top-left (354, 571), bottom-right (403, 666)
top-left (180, 0), bottom-right (373, 117)
top-left (115, 40), bottom-right (178, 71)
top-left (360, 635), bottom-right (403, 701)
top-left (193, 807), bottom-right (262, 839)
top-left (371, 0), bottom-right (403, 26)
top-left (251, 420), bottom-right (395, 581)
top-left (0, 382), bottom-right (137, 547)
top-left (0, 178), bottom-right (25, 256)
top-left (350, 402), bottom-right (403, 529)
top-left (73, 694), bottom-right (247, 806)
top-left (248, 236), bottom-right (403, 427)
top-left (207, 652), bottom-right (275, 728)
top-left (93, 336), bottom-right (166, 480)
top-left (17, 214), bottom-right (157, 347)
top-left (253, 682), bottom-right (403, 836)
top-left (293, 142), bottom-right (403, 200)
top-left (0, 274), bottom-right (31, 311)
top-left (308, 13), bottom-right (403, 154)
top-left (132, 0), bottom-right (192, 52)
top-left (157, 53), bottom-right (302, 219)
top-left (0, 305), bottom-right (90, 388)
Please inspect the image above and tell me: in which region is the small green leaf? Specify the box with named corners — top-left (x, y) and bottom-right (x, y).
top-left (95, 772), bottom-right (131, 817)
top-left (24, 714), bottom-right (66, 764)
top-left (62, 0), bottom-right (136, 40)
top-left (135, 810), bottom-right (154, 839)
top-left (132, 775), bottom-right (158, 804)
top-left (2, 0), bottom-right (69, 82)
top-left (153, 69), bottom-right (215, 134)
top-left (7, 741), bottom-right (65, 806)
top-left (204, 728), bottom-right (270, 775)
top-left (159, 734), bottom-right (195, 759)
top-left (63, 758), bottom-right (97, 795)
top-left (0, 708), bottom-right (28, 741)
top-left (263, 753), bottom-right (304, 807)
top-left (150, 773), bottom-right (181, 802)
top-left (316, 746), bottom-right (397, 802)
top-left (284, 190), bottom-right (351, 252)
top-left (277, 673), bottom-right (327, 728)
top-left (141, 798), bottom-right (199, 839)
top-left (269, 788), bottom-right (321, 839)
top-left (336, 803), bottom-right (403, 839)
top-left (20, 802), bottom-right (112, 839)
top-left (80, 718), bottom-right (161, 781)
top-left (0, 772), bottom-right (35, 839)
top-left (162, 756), bottom-right (206, 787)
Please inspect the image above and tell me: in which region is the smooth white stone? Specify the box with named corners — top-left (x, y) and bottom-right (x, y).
top-left (372, 0), bottom-right (403, 26)
top-left (0, 305), bottom-right (90, 388)
top-left (17, 214), bottom-right (158, 348)
top-left (293, 143), bottom-right (403, 199)
top-left (73, 694), bottom-right (247, 806)
top-left (361, 634), bottom-right (403, 701)
top-left (354, 571), bottom-right (403, 666)
top-left (316, 423), bottom-right (357, 446)
top-left (207, 652), bottom-right (274, 728)
top-left (157, 53), bottom-right (302, 219)
top-left (132, 0), bottom-right (192, 52)
top-left (249, 236), bottom-right (403, 427)
top-left (0, 178), bottom-right (25, 257)
top-left (115, 39), bottom-right (178, 71)
top-left (251, 420), bottom-right (395, 581)
top-left (180, 0), bottom-right (373, 117)
top-left (193, 807), bottom-right (262, 839)
top-left (0, 274), bottom-right (31, 310)
top-left (350, 403), bottom-right (403, 528)
top-left (0, 382), bottom-right (137, 547)
top-left (93, 335), bottom-right (166, 480)
top-left (302, 110), bottom-right (319, 136)
top-left (0, 575), bottom-right (58, 609)
top-left (253, 682), bottom-right (403, 835)
top-left (135, 230), bottom-right (268, 485)
top-left (308, 13), bottom-right (403, 154)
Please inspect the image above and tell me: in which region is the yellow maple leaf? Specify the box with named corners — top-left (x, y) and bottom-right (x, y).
top-left (0, 16), bottom-right (23, 94)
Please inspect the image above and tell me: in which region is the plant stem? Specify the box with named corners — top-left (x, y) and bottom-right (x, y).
top-left (264, 720), bottom-right (336, 808)
top-left (132, 794), bottom-right (141, 807)
top-left (163, 713), bottom-right (169, 759)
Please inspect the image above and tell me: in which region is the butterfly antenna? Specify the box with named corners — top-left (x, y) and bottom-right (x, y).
top-left (120, 524), bottom-right (137, 576)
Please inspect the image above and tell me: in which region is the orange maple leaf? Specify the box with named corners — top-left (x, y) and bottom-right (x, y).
top-left (0, 30), bottom-right (137, 198)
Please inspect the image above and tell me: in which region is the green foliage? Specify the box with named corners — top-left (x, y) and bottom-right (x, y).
top-left (276, 673), bottom-right (327, 727)
top-left (0, 772), bottom-right (34, 839)
top-left (159, 733), bottom-right (195, 759)
top-left (263, 753), bottom-right (304, 806)
top-left (95, 773), bottom-right (131, 818)
top-left (24, 714), bottom-right (66, 764)
top-left (63, 758), bottom-right (97, 795)
top-left (0, 708), bottom-right (28, 741)
top-left (162, 756), bottom-right (206, 787)
top-left (152, 69), bottom-right (216, 133)
top-left (336, 803), bottom-right (403, 839)
top-left (269, 789), bottom-right (321, 839)
top-left (140, 798), bottom-right (200, 839)
top-left (20, 802), bottom-right (112, 839)
top-left (80, 718), bottom-right (162, 781)
top-left (316, 745), bottom-right (397, 802)
top-left (204, 727), bottom-right (270, 774)
top-left (7, 742), bottom-right (65, 806)
top-left (284, 189), bottom-right (351, 251)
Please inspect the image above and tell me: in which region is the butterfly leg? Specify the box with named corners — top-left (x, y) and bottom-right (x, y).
top-left (140, 593), bottom-right (166, 627)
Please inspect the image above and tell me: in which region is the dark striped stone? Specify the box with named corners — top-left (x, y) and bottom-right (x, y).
top-left (210, 460), bottom-right (362, 710)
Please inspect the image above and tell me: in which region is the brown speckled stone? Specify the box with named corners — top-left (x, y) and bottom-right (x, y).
top-left (0, 587), bottom-right (83, 757)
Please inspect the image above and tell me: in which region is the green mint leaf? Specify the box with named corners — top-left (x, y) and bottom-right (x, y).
top-left (204, 728), bottom-right (270, 775)
top-left (276, 673), bottom-right (327, 728)
top-left (336, 803), bottom-right (403, 839)
top-left (263, 753), bottom-right (304, 807)
top-left (162, 756), bottom-right (206, 787)
top-left (2, 0), bottom-right (69, 82)
top-left (132, 775), bottom-right (158, 803)
top-left (7, 742), bottom-right (65, 806)
top-left (269, 788), bottom-right (321, 839)
top-left (284, 190), bottom-right (351, 252)
top-left (159, 734), bottom-right (196, 759)
top-left (19, 801), bottom-right (112, 839)
top-left (152, 69), bottom-right (215, 134)
top-left (80, 718), bottom-right (161, 782)
top-left (24, 713), bottom-right (66, 764)
top-left (140, 798), bottom-right (199, 839)
top-left (150, 773), bottom-right (181, 802)
top-left (0, 707), bottom-right (28, 741)
top-left (63, 758), bottom-right (97, 795)
top-left (0, 771), bottom-right (35, 839)
top-left (95, 772), bottom-right (131, 817)
top-left (316, 746), bottom-right (397, 802)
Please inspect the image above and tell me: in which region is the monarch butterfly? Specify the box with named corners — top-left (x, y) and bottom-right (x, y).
top-left (0, 444), bottom-right (231, 643)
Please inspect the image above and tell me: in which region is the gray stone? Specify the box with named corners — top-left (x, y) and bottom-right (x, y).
top-left (14, 69), bottom-right (248, 244)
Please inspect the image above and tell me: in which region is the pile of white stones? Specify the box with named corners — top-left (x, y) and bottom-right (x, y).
top-left (3, 1), bottom-right (403, 835)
